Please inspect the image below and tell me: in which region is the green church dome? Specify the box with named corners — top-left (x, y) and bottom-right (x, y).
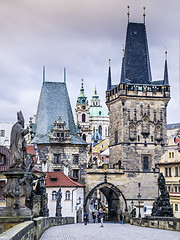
top-left (90, 106), bottom-right (109, 117)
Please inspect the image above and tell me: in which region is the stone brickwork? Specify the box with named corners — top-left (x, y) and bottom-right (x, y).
top-left (106, 85), bottom-right (170, 168)
top-left (38, 144), bottom-right (87, 184)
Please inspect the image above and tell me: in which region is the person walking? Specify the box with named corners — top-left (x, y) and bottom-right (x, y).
top-left (92, 211), bottom-right (96, 223)
top-left (99, 208), bottom-right (104, 227)
top-left (84, 211), bottom-right (88, 225)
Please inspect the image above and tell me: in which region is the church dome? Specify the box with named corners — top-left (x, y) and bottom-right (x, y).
top-left (90, 106), bottom-right (109, 117)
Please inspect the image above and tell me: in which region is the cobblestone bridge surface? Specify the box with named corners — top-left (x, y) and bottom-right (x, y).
top-left (40, 223), bottom-right (180, 240)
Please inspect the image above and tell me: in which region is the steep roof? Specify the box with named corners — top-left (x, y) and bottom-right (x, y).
top-left (122, 22), bottom-right (152, 84)
top-left (45, 171), bottom-right (84, 187)
top-left (32, 82), bottom-right (86, 145)
top-left (167, 123), bottom-right (180, 130)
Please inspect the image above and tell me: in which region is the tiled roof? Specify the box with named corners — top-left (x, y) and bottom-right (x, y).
top-left (45, 171), bottom-right (84, 187)
top-left (167, 123), bottom-right (180, 130)
top-left (32, 82), bottom-right (86, 145)
top-left (122, 22), bottom-right (152, 84)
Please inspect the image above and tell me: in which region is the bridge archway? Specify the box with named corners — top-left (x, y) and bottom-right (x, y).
top-left (85, 182), bottom-right (128, 222)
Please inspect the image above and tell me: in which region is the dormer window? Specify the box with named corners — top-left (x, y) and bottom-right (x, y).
top-left (51, 177), bottom-right (57, 182)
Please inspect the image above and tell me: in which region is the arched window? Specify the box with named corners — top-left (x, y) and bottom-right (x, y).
top-left (82, 114), bottom-right (86, 122)
top-left (52, 191), bottom-right (57, 200)
top-left (65, 190), bottom-right (70, 200)
top-left (82, 134), bottom-right (86, 141)
top-left (98, 125), bottom-right (102, 136)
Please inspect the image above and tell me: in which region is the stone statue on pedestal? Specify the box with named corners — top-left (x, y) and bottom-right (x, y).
top-left (1, 111), bottom-right (33, 217)
top-left (151, 173), bottom-right (173, 217)
top-left (9, 111), bottom-right (29, 170)
top-left (56, 187), bottom-right (62, 217)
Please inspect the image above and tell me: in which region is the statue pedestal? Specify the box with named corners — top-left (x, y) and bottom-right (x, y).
top-left (0, 171), bottom-right (32, 217)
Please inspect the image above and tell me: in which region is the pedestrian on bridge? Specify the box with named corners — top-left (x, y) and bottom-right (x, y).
top-left (84, 211), bottom-right (88, 225)
top-left (99, 208), bottom-right (104, 227)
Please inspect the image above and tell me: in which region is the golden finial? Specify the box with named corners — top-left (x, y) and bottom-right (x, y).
top-left (143, 7), bottom-right (146, 24)
top-left (127, 6), bottom-right (130, 23)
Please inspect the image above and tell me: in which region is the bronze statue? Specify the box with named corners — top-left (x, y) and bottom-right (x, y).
top-left (9, 111), bottom-right (29, 170)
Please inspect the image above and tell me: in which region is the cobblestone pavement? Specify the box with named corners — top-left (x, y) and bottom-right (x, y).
top-left (40, 223), bottom-right (180, 240)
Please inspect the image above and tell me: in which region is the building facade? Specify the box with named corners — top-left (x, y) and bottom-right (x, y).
top-left (46, 171), bottom-right (84, 222)
top-left (31, 76), bottom-right (88, 184)
top-left (157, 137), bottom-right (180, 217)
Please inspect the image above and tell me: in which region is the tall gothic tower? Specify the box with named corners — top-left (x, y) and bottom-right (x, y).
top-left (106, 21), bottom-right (170, 171)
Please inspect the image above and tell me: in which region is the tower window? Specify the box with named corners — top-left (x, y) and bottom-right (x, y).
top-left (151, 136), bottom-right (153, 142)
top-left (138, 135), bottom-right (140, 141)
top-left (73, 155), bottom-right (79, 163)
top-left (82, 114), bottom-right (86, 122)
top-left (143, 156), bottom-right (149, 171)
top-left (99, 111), bottom-right (101, 115)
top-left (54, 154), bottom-right (61, 164)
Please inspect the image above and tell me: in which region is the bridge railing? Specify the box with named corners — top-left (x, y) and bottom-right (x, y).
top-left (0, 216), bottom-right (74, 240)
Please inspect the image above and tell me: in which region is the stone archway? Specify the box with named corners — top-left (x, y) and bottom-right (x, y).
top-left (85, 182), bottom-right (128, 222)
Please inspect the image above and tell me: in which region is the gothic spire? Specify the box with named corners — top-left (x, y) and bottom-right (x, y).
top-left (123, 21), bottom-right (152, 84)
top-left (163, 51), bottom-right (169, 86)
top-left (107, 59), bottom-right (112, 91)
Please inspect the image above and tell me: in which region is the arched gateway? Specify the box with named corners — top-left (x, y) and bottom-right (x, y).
top-left (85, 181), bottom-right (128, 222)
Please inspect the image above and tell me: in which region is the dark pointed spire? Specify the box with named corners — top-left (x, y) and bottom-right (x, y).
top-left (120, 57), bottom-right (126, 84)
top-left (123, 22), bottom-right (152, 84)
top-left (164, 50), bottom-right (169, 86)
top-left (107, 59), bottom-right (112, 91)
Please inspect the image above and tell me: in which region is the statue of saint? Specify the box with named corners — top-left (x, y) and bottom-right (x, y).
top-left (9, 111), bottom-right (29, 170)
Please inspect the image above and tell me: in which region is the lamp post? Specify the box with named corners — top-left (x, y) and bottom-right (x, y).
top-left (137, 193), bottom-right (141, 218)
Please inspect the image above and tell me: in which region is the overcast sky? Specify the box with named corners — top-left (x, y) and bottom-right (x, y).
top-left (0, 0), bottom-right (180, 124)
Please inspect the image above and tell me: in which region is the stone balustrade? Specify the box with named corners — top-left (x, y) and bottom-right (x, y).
top-left (0, 217), bottom-right (74, 240)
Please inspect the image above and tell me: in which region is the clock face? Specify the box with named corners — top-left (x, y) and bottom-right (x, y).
top-left (82, 106), bottom-right (85, 109)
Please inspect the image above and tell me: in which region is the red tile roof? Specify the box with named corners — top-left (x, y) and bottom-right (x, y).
top-left (45, 172), bottom-right (84, 187)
